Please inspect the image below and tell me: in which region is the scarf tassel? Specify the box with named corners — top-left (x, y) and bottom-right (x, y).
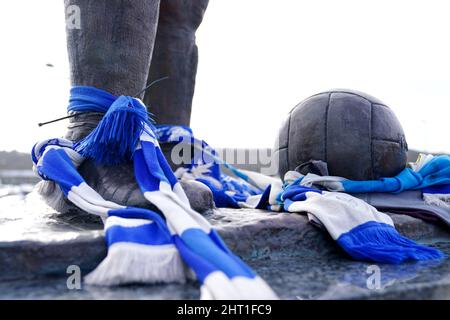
top-left (84, 243), bottom-right (187, 286)
top-left (337, 221), bottom-right (445, 264)
top-left (75, 96), bottom-right (152, 165)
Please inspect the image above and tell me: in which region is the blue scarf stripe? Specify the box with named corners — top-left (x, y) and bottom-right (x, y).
top-left (106, 207), bottom-right (173, 247)
top-left (68, 86), bottom-right (116, 113)
top-left (423, 184), bottom-right (450, 194)
top-left (282, 185), bottom-right (321, 201)
top-left (105, 222), bottom-right (173, 247)
top-left (283, 199), bottom-right (295, 212)
top-left (155, 145), bottom-right (179, 188)
top-left (179, 228), bottom-right (255, 279)
top-left (140, 142), bottom-right (172, 186)
top-left (172, 235), bottom-right (220, 283)
top-left (133, 148), bottom-right (167, 193)
top-left (420, 155), bottom-right (450, 175)
top-left (340, 156), bottom-right (450, 194)
top-left (38, 148), bottom-right (84, 194)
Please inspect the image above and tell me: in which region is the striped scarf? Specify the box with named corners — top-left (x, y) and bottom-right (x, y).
top-left (298, 153), bottom-right (450, 208)
top-left (157, 126), bottom-right (445, 265)
top-left (31, 86), bottom-right (277, 300)
top-left (32, 86), bottom-right (445, 297)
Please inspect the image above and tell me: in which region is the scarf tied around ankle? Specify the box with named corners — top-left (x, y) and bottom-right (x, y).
top-left (32, 86), bottom-right (278, 300)
top-left (32, 86), bottom-right (446, 298)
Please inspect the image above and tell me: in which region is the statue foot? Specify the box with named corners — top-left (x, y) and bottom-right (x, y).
top-left (37, 112), bottom-right (215, 215)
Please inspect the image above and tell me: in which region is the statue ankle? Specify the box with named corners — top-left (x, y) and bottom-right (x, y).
top-left (65, 112), bottom-right (104, 142)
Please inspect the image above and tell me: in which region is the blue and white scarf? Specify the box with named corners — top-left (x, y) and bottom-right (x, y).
top-left (154, 125), bottom-right (269, 208)
top-left (33, 86), bottom-right (445, 297)
top-left (268, 172), bottom-right (444, 264)
top-left (32, 87), bottom-right (277, 300)
top-left (297, 153), bottom-right (450, 208)
top-left (156, 127), bottom-right (445, 265)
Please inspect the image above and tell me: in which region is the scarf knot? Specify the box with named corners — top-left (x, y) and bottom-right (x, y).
top-left (68, 86), bottom-right (153, 165)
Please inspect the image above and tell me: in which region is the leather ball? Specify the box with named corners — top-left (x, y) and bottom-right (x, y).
top-left (274, 89), bottom-right (408, 180)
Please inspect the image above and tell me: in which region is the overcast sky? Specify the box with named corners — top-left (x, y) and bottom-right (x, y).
top-left (0, 0), bottom-right (449, 154)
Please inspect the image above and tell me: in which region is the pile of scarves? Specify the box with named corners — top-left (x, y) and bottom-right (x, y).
top-left (32, 86), bottom-right (448, 299)
top-left (156, 125), bottom-right (448, 264)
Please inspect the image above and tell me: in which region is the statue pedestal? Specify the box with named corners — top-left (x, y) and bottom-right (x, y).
top-left (0, 191), bottom-right (449, 299)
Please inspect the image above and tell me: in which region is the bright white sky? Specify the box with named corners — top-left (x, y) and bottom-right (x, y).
top-left (0, 0), bottom-right (449, 153)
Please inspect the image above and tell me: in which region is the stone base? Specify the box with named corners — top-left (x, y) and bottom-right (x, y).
top-left (0, 191), bottom-right (449, 299)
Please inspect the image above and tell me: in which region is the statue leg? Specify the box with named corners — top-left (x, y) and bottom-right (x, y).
top-left (143, 0), bottom-right (209, 171)
top-left (66, 0), bottom-right (159, 98)
top-left (64, 0), bottom-right (160, 142)
top-left (145, 1), bottom-right (213, 209)
top-left (38, 0), bottom-right (213, 215)
top-left (143, 0), bottom-right (210, 126)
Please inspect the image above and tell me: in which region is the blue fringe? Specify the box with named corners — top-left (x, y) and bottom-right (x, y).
top-left (337, 221), bottom-right (445, 264)
top-left (74, 96), bottom-right (153, 165)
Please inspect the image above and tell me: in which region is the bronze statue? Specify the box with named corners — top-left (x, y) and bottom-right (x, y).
top-left (38, 0), bottom-right (213, 214)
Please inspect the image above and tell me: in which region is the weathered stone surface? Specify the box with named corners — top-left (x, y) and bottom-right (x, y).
top-left (0, 191), bottom-right (449, 299)
top-left (0, 277), bottom-right (200, 300)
